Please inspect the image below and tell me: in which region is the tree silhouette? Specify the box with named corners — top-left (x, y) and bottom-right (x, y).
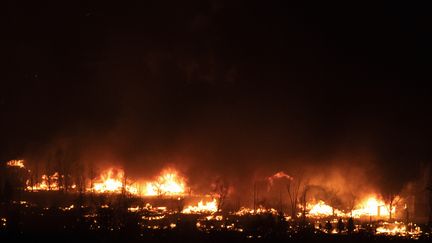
top-left (211, 177), bottom-right (230, 211)
top-left (427, 185), bottom-right (432, 225)
top-left (347, 192), bottom-right (357, 217)
top-left (286, 172), bottom-right (306, 219)
top-left (347, 217), bottom-right (355, 234)
top-left (337, 218), bottom-right (344, 233)
top-left (325, 188), bottom-right (341, 216)
top-left (384, 193), bottom-right (400, 220)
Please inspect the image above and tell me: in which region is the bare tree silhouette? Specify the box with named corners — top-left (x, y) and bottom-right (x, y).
top-left (347, 192), bottom-right (357, 217)
top-left (211, 178), bottom-right (230, 211)
top-left (384, 193), bottom-right (401, 220)
top-left (286, 172), bottom-right (306, 219)
top-left (427, 185), bottom-right (432, 225)
top-left (325, 188), bottom-right (341, 216)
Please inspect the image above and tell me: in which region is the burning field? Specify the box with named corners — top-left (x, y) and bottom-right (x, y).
top-left (1, 159), bottom-right (430, 242)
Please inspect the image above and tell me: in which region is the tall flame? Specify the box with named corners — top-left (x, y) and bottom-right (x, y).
top-left (27, 172), bottom-right (60, 191)
top-left (182, 199), bottom-right (218, 214)
top-left (90, 168), bottom-right (138, 194)
top-left (306, 194), bottom-right (397, 218)
top-left (308, 200), bottom-right (337, 217)
top-left (86, 167), bottom-right (186, 196)
top-left (143, 169), bottom-right (186, 196)
top-left (351, 195), bottom-right (395, 217)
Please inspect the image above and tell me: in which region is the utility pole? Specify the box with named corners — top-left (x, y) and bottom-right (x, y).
top-left (427, 186), bottom-right (432, 225)
top-left (279, 189), bottom-right (283, 214)
top-left (302, 187), bottom-right (308, 222)
top-left (405, 204), bottom-right (409, 223)
top-left (253, 181), bottom-right (257, 213)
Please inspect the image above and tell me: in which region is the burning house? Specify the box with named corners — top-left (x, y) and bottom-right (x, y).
top-left (0, 158), bottom-right (430, 241)
top-left (2, 159), bottom-right (430, 222)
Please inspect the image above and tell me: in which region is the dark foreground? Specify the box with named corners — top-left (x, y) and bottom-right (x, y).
top-left (1, 231), bottom-right (431, 243)
top-left (1, 201), bottom-right (431, 243)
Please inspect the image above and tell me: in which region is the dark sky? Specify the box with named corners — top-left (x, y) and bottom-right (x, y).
top-left (3, 1), bottom-right (432, 191)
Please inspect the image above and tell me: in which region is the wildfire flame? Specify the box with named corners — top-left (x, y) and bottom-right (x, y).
top-left (144, 169), bottom-right (186, 196)
top-left (351, 196), bottom-right (395, 218)
top-left (305, 195), bottom-right (397, 218)
top-left (6, 160), bottom-right (25, 168)
top-left (90, 168), bottom-right (138, 194)
top-left (308, 200), bottom-right (342, 217)
top-left (87, 168), bottom-right (185, 196)
top-left (376, 222), bottom-right (422, 237)
top-left (182, 199), bottom-right (218, 214)
top-left (11, 160), bottom-right (404, 221)
top-left (234, 206), bottom-right (278, 216)
top-left (27, 172), bottom-right (61, 191)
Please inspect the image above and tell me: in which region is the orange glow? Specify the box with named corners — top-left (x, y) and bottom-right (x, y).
top-left (376, 222), bottom-right (422, 238)
top-left (143, 169), bottom-right (186, 196)
top-left (11, 159), bottom-right (401, 220)
top-left (351, 195), bottom-right (395, 218)
top-left (234, 206), bottom-right (278, 216)
top-left (182, 199), bottom-right (218, 214)
top-left (376, 222), bottom-right (406, 235)
top-left (305, 194), bottom-right (398, 218)
top-left (89, 168), bottom-right (138, 194)
top-left (307, 200), bottom-right (341, 217)
top-left (6, 160), bottom-right (25, 168)
top-left (27, 172), bottom-right (60, 191)
top-left (83, 167), bottom-right (187, 196)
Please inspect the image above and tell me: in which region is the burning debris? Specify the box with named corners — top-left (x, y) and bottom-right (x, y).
top-left (9, 161), bottom-right (185, 197)
top-left (308, 200), bottom-right (340, 217)
top-left (376, 221), bottom-right (422, 238)
top-left (88, 167), bottom-right (187, 196)
top-left (182, 199), bottom-right (218, 214)
top-left (305, 195), bottom-right (397, 219)
top-left (90, 168), bottom-right (137, 194)
top-left (26, 172), bottom-right (61, 191)
top-left (143, 169), bottom-right (187, 196)
top-left (6, 160), bottom-right (25, 169)
top-left (0, 160), bottom-right (409, 219)
top-left (234, 206), bottom-right (278, 216)
top-left (1, 159), bottom-right (431, 241)
top-left (351, 196), bottom-right (396, 218)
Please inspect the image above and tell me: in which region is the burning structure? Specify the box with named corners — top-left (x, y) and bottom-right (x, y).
top-left (0, 159), bottom-right (431, 242)
top-left (1, 160), bottom-right (430, 222)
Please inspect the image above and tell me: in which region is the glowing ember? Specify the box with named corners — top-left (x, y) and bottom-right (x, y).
top-left (144, 169), bottom-right (186, 196)
top-left (375, 221), bottom-right (421, 238)
top-left (128, 206), bottom-right (140, 212)
top-left (182, 199), bottom-right (218, 214)
top-left (234, 206), bottom-right (278, 216)
top-left (60, 205), bottom-right (75, 211)
top-left (205, 215), bottom-right (224, 221)
top-left (376, 222), bottom-right (406, 235)
top-left (6, 160), bottom-right (25, 168)
top-left (234, 207), bottom-right (254, 215)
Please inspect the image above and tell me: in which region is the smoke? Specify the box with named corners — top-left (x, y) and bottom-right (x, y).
top-left (267, 171), bottom-right (293, 188)
top-left (3, 1), bottom-right (430, 206)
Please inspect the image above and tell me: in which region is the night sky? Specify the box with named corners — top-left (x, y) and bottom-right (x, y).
top-left (3, 1), bottom-right (432, 192)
